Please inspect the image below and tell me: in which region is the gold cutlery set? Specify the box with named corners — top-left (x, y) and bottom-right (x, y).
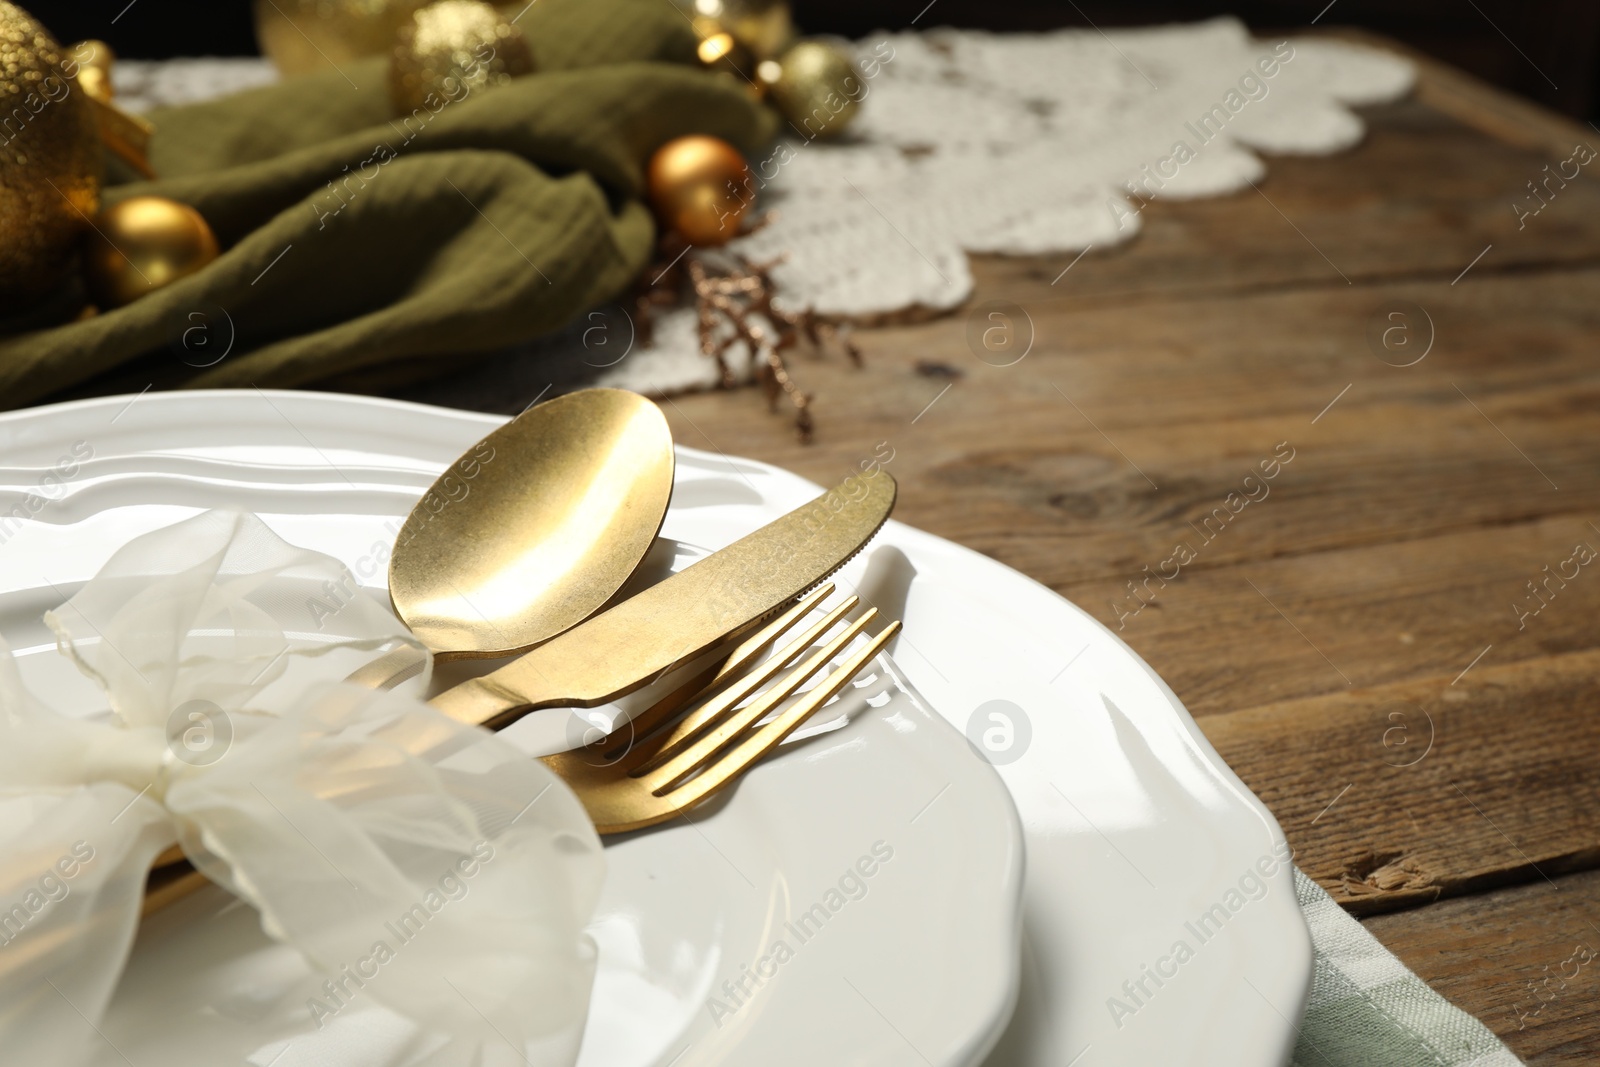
top-left (145, 388), bottom-right (899, 909)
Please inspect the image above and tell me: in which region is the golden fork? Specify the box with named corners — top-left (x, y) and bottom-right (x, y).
top-left (551, 583), bottom-right (897, 833)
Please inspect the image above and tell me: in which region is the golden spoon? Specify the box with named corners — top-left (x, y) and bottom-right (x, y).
top-left (389, 387), bottom-right (675, 659)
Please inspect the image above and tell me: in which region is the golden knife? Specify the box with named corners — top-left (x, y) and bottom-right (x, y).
top-left (430, 469), bottom-right (896, 731)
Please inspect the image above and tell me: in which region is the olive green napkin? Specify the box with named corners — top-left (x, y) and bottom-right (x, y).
top-left (0, 0), bottom-right (775, 408)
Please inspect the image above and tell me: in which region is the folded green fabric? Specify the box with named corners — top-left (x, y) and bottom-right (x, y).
top-left (0, 0), bottom-right (775, 407)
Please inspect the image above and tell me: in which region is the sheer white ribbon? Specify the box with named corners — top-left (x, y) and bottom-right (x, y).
top-left (0, 511), bottom-right (604, 1066)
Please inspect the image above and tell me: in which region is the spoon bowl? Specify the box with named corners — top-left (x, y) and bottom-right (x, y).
top-left (388, 388), bottom-right (675, 659)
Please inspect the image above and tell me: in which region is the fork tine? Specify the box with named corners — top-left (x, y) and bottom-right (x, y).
top-left (596, 583), bottom-right (835, 760)
top-left (623, 594), bottom-right (861, 771)
top-left (659, 621), bottom-right (901, 813)
top-left (706, 582), bottom-right (837, 693)
top-left (639, 607), bottom-right (880, 789)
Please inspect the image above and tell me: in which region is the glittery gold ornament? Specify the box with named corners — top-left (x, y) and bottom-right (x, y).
top-left (769, 40), bottom-right (862, 140)
top-left (0, 1), bottom-right (103, 305)
top-left (83, 196), bottom-right (220, 309)
top-left (253, 0), bottom-right (430, 76)
top-left (646, 135), bottom-right (752, 247)
top-left (676, 0), bottom-right (793, 60)
top-left (389, 0), bottom-right (534, 115)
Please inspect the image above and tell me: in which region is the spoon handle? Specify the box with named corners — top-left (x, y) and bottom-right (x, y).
top-left (343, 644), bottom-right (430, 690)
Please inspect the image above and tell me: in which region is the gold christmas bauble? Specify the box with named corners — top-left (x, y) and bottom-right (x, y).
top-left (769, 40), bottom-right (861, 140)
top-left (83, 196), bottom-right (220, 309)
top-left (646, 135), bottom-right (752, 247)
top-left (389, 0), bottom-right (535, 115)
top-left (253, 0), bottom-right (430, 76)
top-left (0, 1), bottom-right (103, 304)
top-left (676, 0), bottom-right (793, 59)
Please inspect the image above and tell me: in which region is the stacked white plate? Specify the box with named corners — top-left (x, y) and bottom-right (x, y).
top-left (0, 391), bottom-right (1310, 1066)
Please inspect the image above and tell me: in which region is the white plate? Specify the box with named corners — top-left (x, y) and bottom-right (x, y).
top-left (0, 390), bottom-right (1311, 1067)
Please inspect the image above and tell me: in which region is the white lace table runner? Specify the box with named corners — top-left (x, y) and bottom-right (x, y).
top-left (119, 18), bottom-right (1413, 397)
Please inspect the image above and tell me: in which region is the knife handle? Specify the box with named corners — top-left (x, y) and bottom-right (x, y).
top-left (430, 674), bottom-right (554, 731)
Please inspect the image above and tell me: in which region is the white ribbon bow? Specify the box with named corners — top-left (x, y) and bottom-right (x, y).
top-left (0, 511), bottom-right (604, 1066)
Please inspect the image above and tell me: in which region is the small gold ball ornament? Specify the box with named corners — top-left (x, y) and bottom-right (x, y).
top-left (83, 196), bottom-right (220, 309)
top-left (646, 135), bottom-right (752, 248)
top-left (0, 1), bottom-right (103, 303)
top-left (389, 0), bottom-right (535, 115)
top-left (769, 40), bottom-right (862, 140)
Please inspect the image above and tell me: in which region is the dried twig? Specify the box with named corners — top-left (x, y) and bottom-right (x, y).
top-left (631, 216), bottom-right (859, 443)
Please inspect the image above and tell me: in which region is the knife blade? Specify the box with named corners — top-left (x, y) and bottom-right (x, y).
top-left (430, 469), bottom-right (896, 731)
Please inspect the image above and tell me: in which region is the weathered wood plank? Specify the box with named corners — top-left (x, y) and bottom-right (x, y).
top-left (1362, 867), bottom-right (1600, 1065)
top-left (1198, 647), bottom-right (1600, 914)
top-left (649, 267), bottom-right (1600, 598)
top-left (1060, 510), bottom-right (1600, 717)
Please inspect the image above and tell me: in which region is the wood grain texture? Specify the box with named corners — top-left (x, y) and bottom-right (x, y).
top-left (1203, 647), bottom-right (1600, 915)
top-left (1362, 869), bottom-right (1600, 1065)
top-left (1063, 509), bottom-right (1600, 717)
top-left (650, 269), bottom-right (1600, 593)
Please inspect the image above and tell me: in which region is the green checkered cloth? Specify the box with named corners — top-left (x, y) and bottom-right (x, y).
top-left (1291, 869), bottom-right (1522, 1066)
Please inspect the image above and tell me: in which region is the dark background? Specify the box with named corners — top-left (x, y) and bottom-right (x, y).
top-left (32, 1), bottom-right (1600, 121)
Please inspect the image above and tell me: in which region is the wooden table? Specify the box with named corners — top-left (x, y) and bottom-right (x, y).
top-left (432, 36), bottom-right (1600, 1065)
